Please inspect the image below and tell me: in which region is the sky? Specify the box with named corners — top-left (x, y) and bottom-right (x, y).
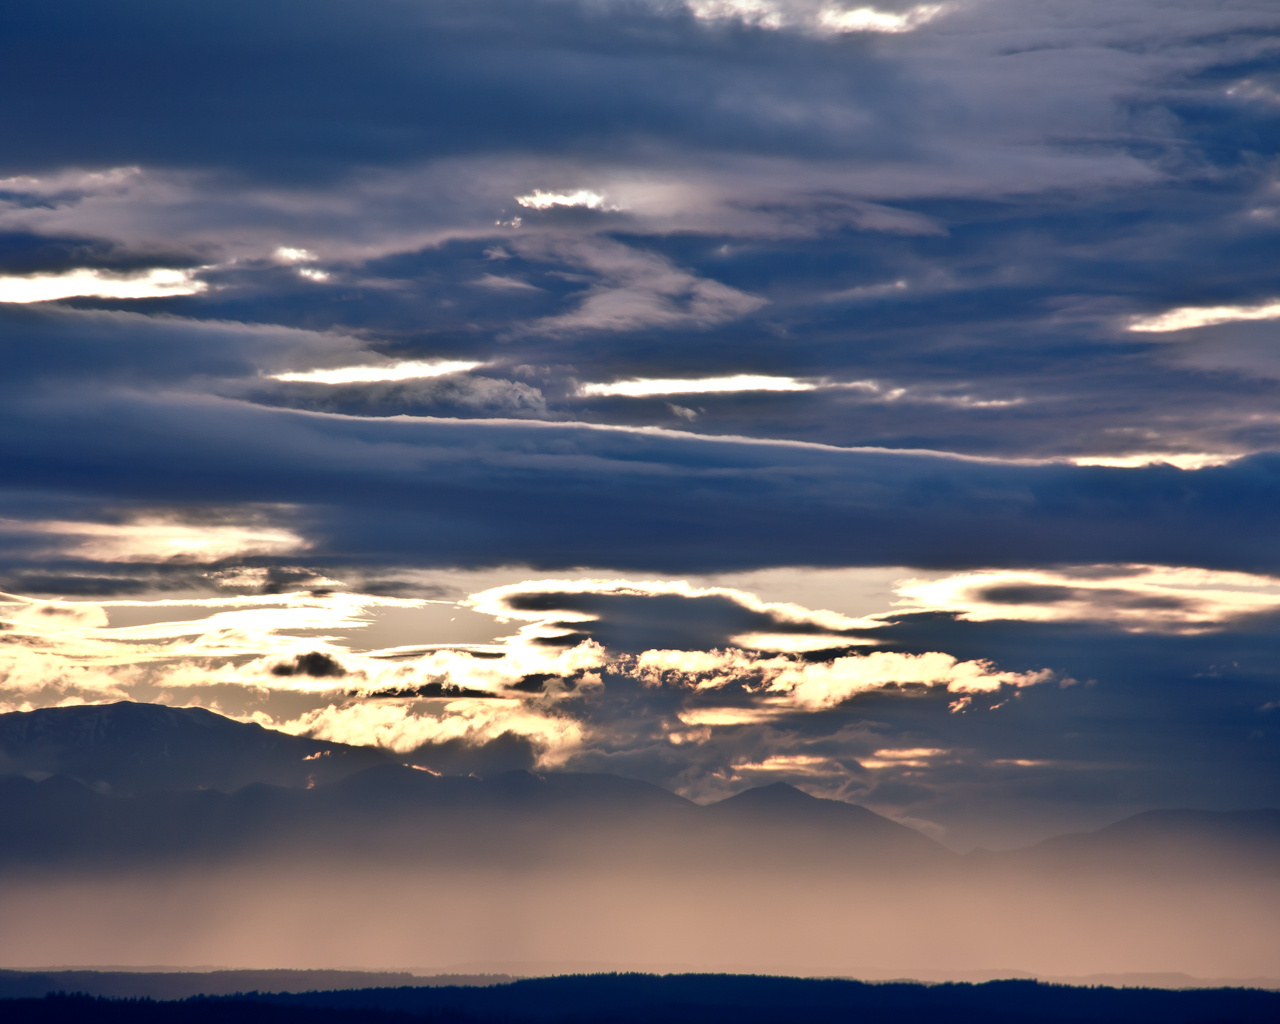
top-left (2, 0), bottom-right (1280, 850)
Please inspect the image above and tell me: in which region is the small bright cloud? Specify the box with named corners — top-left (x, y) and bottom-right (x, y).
top-left (270, 359), bottom-right (484, 384)
top-left (686, 1), bottom-right (947, 34)
top-left (1129, 300), bottom-right (1280, 332)
top-left (516, 189), bottom-right (614, 211)
top-left (279, 699), bottom-right (583, 765)
top-left (732, 753), bottom-right (841, 775)
top-left (861, 747), bottom-right (949, 769)
top-left (274, 247), bottom-right (318, 262)
top-left (816, 4), bottom-right (946, 34)
top-left (1070, 453), bottom-right (1238, 470)
top-left (0, 268), bottom-right (206, 303)
top-left (580, 374), bottom-right (813, 397)
top-left (473, 273), bottom-right (542, 291)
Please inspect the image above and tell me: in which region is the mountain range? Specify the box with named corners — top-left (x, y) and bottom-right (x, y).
top-left (1, 702), bottom-right (1278, 871)
top-left (2, 702), bottom-right (1278, 979)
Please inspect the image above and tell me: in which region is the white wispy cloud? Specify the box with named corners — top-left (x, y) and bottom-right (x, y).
top-left (686, 1), bottom-right (949, 34)
top-left (515, 189), bottom-right (616, 211)
top-left (1129, 300), bottom-right (1280, 332)
top-left (269, 359), bottom-right (484, 384)
top-left (579, 374), bottom-right (814, 397)
top-left (0, 268), bottom-right (206, 303)
top-left (516, 237), bottom-right (766, 335)
top-left (893, 565), bottom-right (1280, 632)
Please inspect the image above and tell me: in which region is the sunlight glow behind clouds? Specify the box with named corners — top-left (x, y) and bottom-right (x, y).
top-left (0, 518), bottom-right (307, 563)
top-left (686, 1), bottom-right (949, 34)
top-left (1069, 453), bottom-right (1239, 470)
top-left (816, 4), bottom-right (947, 33)
top-left (0, 574), bottom-right (1051, 784)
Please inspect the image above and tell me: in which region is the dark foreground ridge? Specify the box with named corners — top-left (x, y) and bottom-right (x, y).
top-left (5, 975), bottom-right (1280, 1024)
top-left (0, 971), bottom-right (514, 1001)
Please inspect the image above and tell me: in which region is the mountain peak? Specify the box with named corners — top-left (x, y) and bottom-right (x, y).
top-left (0, 701), bottom-right (389, 795)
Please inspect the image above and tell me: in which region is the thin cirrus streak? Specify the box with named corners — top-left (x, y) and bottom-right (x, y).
top-left (1129, 300), bottom-right (1280, 332)
top-left (269, 360), bottom-right (485, 384)
top-left (578, 375), bottom-right (824, 397)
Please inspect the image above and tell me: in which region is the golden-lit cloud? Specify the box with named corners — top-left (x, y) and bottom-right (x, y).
top-left (468, 576), bottom-right (879, 652)
top-left (859, 747), bottom-right (950, 769)
top-left (731, 753), bottom-right (845, 776)
top-left (0, 573), bottom-right (1052, 774)
top-left (635, 647), bottom-right (1050, 708)
top-left (276, 698), bottom-right (584, 766)
top-left (893, 565), bottom-right (1280, 632)
top-left (0, 517), bottom-right (307, 563)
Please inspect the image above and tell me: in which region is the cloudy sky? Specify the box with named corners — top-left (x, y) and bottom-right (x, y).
top-left (3, 0), bottom-right (1280, 848)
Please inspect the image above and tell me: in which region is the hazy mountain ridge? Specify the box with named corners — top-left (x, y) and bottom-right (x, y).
top-left (3, 702), bottom-right (1279, 979)
top-left (1, 702), bottom-right (1277, 870)
top-left (0, 970), bottom-right (513, 1001)
top-left (0, 703), bottom-right (390, 795)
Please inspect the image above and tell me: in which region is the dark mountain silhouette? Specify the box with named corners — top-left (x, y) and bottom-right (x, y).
top-left (2, 702), bottom-right (1278, 877)
top-left (0, 763), bottom-right (953, 869)
top-left (0, 702), bottom-right (389, 795)
top-left (702, 781), bottom-right (944, 864)
top-left (0, 703), bottom-right (956, 869)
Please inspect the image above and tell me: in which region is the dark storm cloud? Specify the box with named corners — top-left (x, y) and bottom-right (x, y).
top-left (2, 363), bottom-right (1280, 575)
top-left (1, 0), bottom-right (1277, 469)
top-left (0, 0), bottom-right (911, 180)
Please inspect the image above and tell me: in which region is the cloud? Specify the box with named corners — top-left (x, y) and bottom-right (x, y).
top-left (268, 360), bottom-right (485, 385)
top-left (516, 237), bottom-right (766, 335)
top-left (1129, 300), bottom-right (1280, 333)
top-left (685, 1), bottom-right (950, 35)
top-left (816, 5), bottom-right (947, 35)
top-left (472, 274), bottom-right (543, 291)
top-left (3, 0), bottom-right (1280, 844)
top-left (579, 374), bottom-right (813, 397)
top-left (515, 189), bottom-right (615, 211)
top-left (0, 516), bottom-right (307, 564)
top-left (0, 573), bottom-right (1048, 787)
top-left (893, 565), bottom-right (1280, 633)
top-left (467, 577), bottom-right (882, 653)
top-left (626, 645), bottom-right (1050, 708)
top-left (278, 698), bottom-right (585, 765)
top-left (0, 268), bottom-right (206, 303)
